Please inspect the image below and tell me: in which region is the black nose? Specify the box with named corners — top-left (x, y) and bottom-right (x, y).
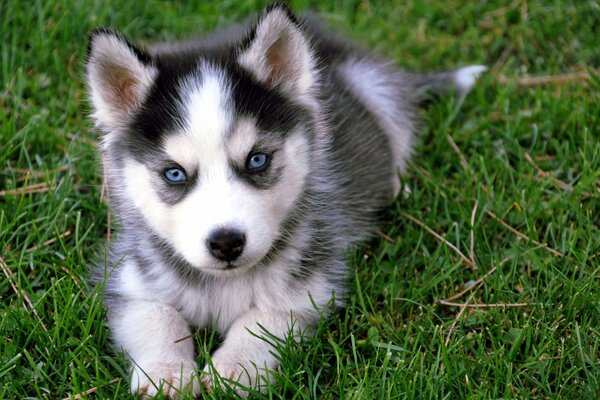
top-left (207, 228), bottom-right (245, 262)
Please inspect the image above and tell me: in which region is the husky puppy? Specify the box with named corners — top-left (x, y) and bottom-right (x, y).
top-left (86, 2), bottom-right (485, 397)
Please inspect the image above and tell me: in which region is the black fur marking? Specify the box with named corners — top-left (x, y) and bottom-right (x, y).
top-left (108, 39), bottom-right (311, 163)
top-left (228, 65), bottom-right (309, 134)
top-left (127, 68), bottom-right (191, 145)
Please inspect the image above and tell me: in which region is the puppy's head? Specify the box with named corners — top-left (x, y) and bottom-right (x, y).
top-left (86, 4), bottom-right (319, 275)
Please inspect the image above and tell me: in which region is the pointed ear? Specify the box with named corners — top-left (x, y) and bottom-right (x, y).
top-left (238, 4), bottom-right (316, 97)
top-left (85, 29), bottom-right (157, 133)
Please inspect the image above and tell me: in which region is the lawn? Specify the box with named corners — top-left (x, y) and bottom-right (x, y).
top-left (1, 0), bottom-right (598, 398)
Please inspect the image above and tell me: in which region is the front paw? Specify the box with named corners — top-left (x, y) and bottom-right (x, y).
top-left (132, 361), bottom-right (200, 398)
top-left (201, 351), bottom-right (274, 395)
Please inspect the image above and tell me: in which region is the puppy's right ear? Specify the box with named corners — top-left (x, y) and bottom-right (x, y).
top-left (85, 29), bottom-right (157, 133)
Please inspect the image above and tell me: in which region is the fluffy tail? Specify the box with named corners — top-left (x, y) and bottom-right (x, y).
top-left (414, 65), bottom-right (487, 99)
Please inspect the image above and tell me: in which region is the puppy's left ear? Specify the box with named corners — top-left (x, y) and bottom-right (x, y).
top-left (238, 3), bottom-right (316, 97)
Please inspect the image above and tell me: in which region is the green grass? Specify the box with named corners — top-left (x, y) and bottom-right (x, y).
top-left (1, 0), bottom-right (599, 398)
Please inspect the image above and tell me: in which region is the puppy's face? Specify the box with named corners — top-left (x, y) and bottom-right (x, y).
top-left (86, 8), bottom-right (317, 275)
top-left (120, 67), bottom-right (312, 273)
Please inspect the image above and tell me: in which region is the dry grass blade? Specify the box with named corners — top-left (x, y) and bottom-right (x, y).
top-left (485, 0), bottom-right (521, 17)
top-left (60, 265), bottom-right (84, 293)
top-left (174, 333), bottom-right (196, 344)
top-left (61, 378), bottom-right (121, 400)
top-left (490, 44), bottom-right (514, 76)
top-left (442, 258), bottom-right (510, 346)
top-left (374, 230), bottom-right (395, 243)
top-left (65, 131), bottom-right (96, 148)
top-left (524, 152), bottom-right (594, 198)
top-left (525, 152), bottom-right (572, 190)
top-left (535, 155), bottom-right (556, 162)
top-left (444, 292), bottom-right (475, 347)
top-left (438, 299), bottom-right (533, 308)
top-left (26, 230), bottom-right (72, 253)
top-left (0, 256), bottom-right (50, 333)
top-left (469, 201), bottom-right (478, 268)
top-left (441, 255), bottom-right (517, 347)
top-left (100, 157), bottom-right (109, 203)
top-left (14, 165), bottom-right (69, 183)
top-left (0, 182), bottom-right (53, 196)
top-left (106, 207), bottom-right (111, 242)
top-left (445, 135), bottom-right (488, 193)
top-left (101, 156), bottom-right (112, 241)
top-left (486, 210), bottom-right (564, 258)
top-left (444, 266), bottom-right (498, 302)
top-left (497, 70), bottom-right (593, 86)
top-left (443, 200), bottom-right (486, 347)
top-left (400, 211), bottom-right (475, 269)
top-left (446, 134), bottom-right (472, 173)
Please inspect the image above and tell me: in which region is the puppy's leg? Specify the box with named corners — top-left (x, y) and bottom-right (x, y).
top-left (203, 308), bottom-right (306, 393)
top-left (110, 300), bottom-right (200, 398)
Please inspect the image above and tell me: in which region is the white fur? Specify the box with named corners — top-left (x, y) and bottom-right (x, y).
top-left (166, 65), bottom-right (233, 169)
top-left (227, 118), bottom-right (259, 162)
top-left (453, 65), bottom-right (488, 94)
top-left (202, 308), bottom-right (306, 391)
top-left (109, 278), bottom-right (199, 396)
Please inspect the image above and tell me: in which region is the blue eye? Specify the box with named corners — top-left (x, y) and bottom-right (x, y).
top-left (163, 167), bottom-right (187, 184)
top-left (246, 152), bottom-right (270, 172)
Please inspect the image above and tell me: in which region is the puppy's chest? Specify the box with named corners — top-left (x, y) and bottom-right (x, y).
top-left (176, 275), bottom-right (254, 333)
top-left (124, 249), bottom-right (325, 332)
top-left (164, 263), bottom-right (301, 332)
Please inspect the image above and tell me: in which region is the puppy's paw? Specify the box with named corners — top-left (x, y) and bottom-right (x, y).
top-left (202, 354), bottom-right (251, 392)
top-left (201, 351), bottom-right (273, 396)
top-left (132, 361), bottom-right (200, 398)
